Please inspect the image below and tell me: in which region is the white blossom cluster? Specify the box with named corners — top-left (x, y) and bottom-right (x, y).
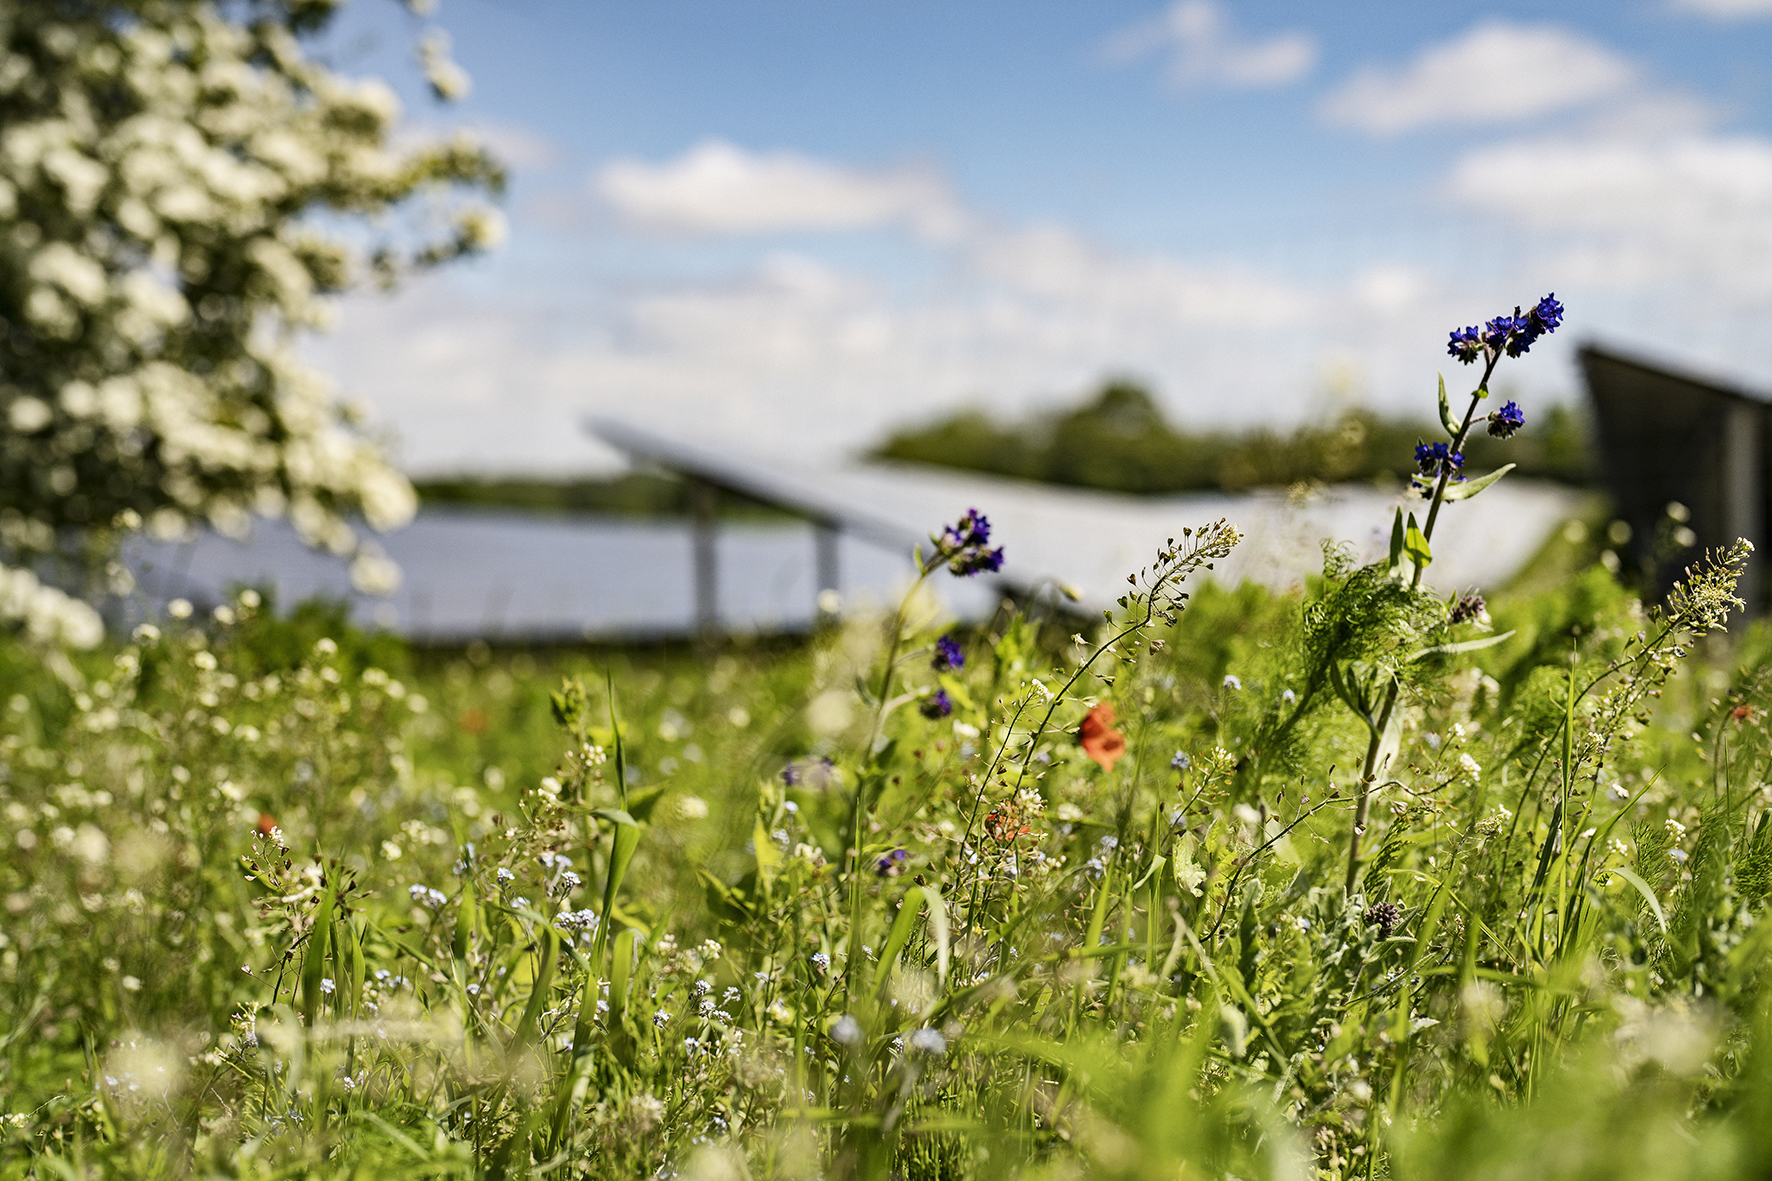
top-left (0, 560), bottom-right (101, 646)
top-left (0, 0), bottom-right (504, 630)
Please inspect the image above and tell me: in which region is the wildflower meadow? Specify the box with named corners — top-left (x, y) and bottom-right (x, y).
top-left (9, 287), bottom-right (1772, 1180)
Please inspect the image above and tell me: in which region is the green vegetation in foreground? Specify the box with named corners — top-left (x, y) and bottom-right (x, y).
top-left (873, 380), bottom-right (1593, 495)
top-left (5, 512), bottom-right (1772, 1179)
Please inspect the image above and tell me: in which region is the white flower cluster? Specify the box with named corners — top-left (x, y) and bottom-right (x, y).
top-left (0, 561), bottom-right (103, 647)
top-left (0, 4), bottom-right (501, 602)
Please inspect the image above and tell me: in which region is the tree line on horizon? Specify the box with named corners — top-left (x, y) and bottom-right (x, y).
top-left (870, 379), bottom-right (1593, 495)
top-left (416, 381), bottom-right (1593, 515)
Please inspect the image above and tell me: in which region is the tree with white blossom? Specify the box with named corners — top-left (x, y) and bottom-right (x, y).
top-left (0, 0), bottom-right (504, 645)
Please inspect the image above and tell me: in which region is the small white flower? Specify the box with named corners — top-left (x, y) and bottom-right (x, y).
top-left (908, 1027), bottom-right (947, 1057)
top-left (1223, 674), bottom-right (1242, 690)
top-left (319, 978), bottom-right (335, 994)
top-left (831, 1015), bottom-right (864, 1047)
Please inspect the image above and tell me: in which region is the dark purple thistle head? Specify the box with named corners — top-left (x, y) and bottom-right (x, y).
top-left (1363, 900), bottom-right (1403, 937)
top-left (933, 635), bottom-right (965, 671)
top-left (1487, 400), bottom-right (1525, 439)
top-left (1450, 592), bottom-right (1486, 624)
top-left (920, 689), bottom-right (953, 720)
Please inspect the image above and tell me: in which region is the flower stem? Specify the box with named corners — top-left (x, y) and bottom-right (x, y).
top-left (1345, 355), bottom-right (1500, 893)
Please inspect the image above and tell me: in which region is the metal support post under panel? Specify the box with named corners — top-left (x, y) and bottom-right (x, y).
top-left (689, 478), bottom-right (719, 644)
top-left (814, 520), bottom-right (840, 621)
top-left (1723, 402), bottom-right (1762, 616)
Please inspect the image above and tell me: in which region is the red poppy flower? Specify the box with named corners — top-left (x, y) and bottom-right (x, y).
top-left (1079, 703), bottom-right (1127, 772)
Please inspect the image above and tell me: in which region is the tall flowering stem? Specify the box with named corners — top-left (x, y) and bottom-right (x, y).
top-left (840, 510), bottom-right (1002, 1004)
top-left (1343, 295), bottom-right (1563, 893)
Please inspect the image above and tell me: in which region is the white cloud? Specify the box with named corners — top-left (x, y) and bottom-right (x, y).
top-left (594, 139), bottom-right (967, 240)
top-left (306, 222), bottom-right (1341, 475)
top-left (1444, 133), bottom-right (1772, 299)
top-left (1668, 0), bottom-right (1772, 17)
top-left (1322, 21), bottom-right (1636, 134)
top-left (1102, 0), bottom-right (1316, 89)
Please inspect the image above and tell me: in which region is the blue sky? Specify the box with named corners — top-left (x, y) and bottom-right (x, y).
top-left (305, 0), bottom-right (1772, 474)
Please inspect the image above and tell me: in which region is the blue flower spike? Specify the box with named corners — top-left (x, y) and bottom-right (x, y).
top-left (1446, 293), bottom-right (1563, 365)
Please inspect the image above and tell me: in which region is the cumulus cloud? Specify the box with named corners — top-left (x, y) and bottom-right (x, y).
top-left (594, 139), bottom-right (967, 240)
top-left (1668, 0), bottom-right (1772, 16)
top-left (1445, 133), bottom-right (1772, 299)
top-left (1101, 0), bottom-right (1316, 89)
top-left (307, 224), bottom-right (1343, 476)
top-left (1322, 21), bottom-right (1636, 134)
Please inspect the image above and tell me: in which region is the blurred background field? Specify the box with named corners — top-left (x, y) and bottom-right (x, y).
top-left (9, 1), bottom-right (1772, 1177)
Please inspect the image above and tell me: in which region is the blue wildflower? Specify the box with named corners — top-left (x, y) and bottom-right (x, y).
top-left (1447, 294), bottom-right (1565, 364)
top-left (1482, 315), bottom-right (1518, 353)
top-left (1529, 293), bottom-right (1564, 334)
top-left (781, 763), bottom-right (800, 787)
top-left (933, 634), bottom-right (965, 671)
top-left (1447, 325), bottom-right (1482, 365)
top-left (920, 689), bottom-right (953, 719)
top-left (1487, 400), bottom-right (1525, 439)
top-left (1170, 750), bottom-right (1191, 771)
top-left (875, 848), bottom-right (909, 878)
top-left (1413, 442), bottom-right (1464, 478)
top-left (934, 509), bottom-right (1005, 576)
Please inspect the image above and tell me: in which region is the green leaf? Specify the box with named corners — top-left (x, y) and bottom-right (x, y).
top-left (301, 880), bottom-right (336, 1027)
top-left (453, 881), bottom-right (475, 963)
top-left (511, 926), bottom-right (558, 1053)
top-left (873, 885), bottom-right (947, 996)
top-left (1388, 508), bottom-right (1405, 572)
top-left (752, 817), bottom-right (782, 891)
top-left (1443, 462), bottom-right (1515, 502)
top-left (598, 810), bottom-right (642, 921)
top-left (1404, 513), bottom-right (1431, 569)
top-left (610, 926), bottom-right (640, 1021)
top-left (1600, 866), bottom-right (1669, 936)
top-left (1437, 373), bottom-right (1459, 437)
top-left (1410, 630), bottom-right (1517, 661)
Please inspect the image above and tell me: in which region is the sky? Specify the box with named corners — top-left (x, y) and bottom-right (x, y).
top-left (302, 0), bottom-right (1772, 476)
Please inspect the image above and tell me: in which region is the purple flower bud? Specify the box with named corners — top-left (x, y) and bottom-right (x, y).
top-left (920, 689), bottom-right (953, 719)
top-left (933, 635), bottom-right (965, 671)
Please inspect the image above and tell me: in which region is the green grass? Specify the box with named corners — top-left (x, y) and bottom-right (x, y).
top-left (4, 522), bottom-right (1772, 1179)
